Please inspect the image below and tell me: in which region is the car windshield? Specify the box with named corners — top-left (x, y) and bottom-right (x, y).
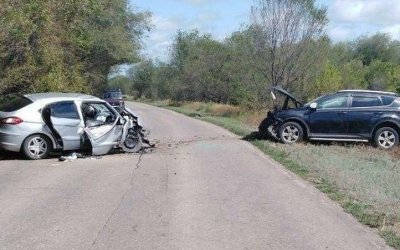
top-left (304, 95), bottom-right (327, 107)
top-left (0, 95), bottom-right (33, 112)
top-left (111, 92), bottom-right (122, 99)
top-left (104, 92), bottom-right (122, 99)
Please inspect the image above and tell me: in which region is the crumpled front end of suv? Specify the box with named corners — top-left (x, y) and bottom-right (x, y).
top-left (258, 110), bottom-right (282, 140)
top-left (258, 87), bottom-right (303, 140)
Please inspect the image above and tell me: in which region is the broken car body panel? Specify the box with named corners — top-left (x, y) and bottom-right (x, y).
top-left (258, 87), bottom-right (304, 140)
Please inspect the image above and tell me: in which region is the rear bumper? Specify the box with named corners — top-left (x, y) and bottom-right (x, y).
top-left (0, 131), bottom-right (24, 152)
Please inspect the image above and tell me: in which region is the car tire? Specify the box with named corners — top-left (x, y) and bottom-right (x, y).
top-left (374, 127), bottom-right (399, 150)
top-left (279, 122), bottom-right (303, 144)
top-left (22, 134), bottom-right (52, 160)
top-left (122, 130), bottom-right (143, 153)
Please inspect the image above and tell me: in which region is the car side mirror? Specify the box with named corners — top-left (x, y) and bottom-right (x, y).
top-left (310, 102), bottom-right (318, 109)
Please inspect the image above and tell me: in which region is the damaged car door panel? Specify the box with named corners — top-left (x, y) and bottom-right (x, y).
top-left (43, 101), bottom-right (83, 150)
top-left (259, 87), bottom-right (400, 149)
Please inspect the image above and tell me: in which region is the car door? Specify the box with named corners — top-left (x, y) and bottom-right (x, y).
top-left (346, 95), bottom-right (384, 138)
top-left (81, 102), bottom-right (124, 155)
top-left (44, 101), bottom-right (84, 150)
top-left (308, 94), bottom-right (350, 137)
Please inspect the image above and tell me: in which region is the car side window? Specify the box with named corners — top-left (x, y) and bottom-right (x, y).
top-left (317, 95), bottom-right (348, 109)
top-left (381, 96), bottom-right (395, 106)
top-left (51, 102), bottom-right (79, 119)
top-left (351, 96), bottom-right (382, 107)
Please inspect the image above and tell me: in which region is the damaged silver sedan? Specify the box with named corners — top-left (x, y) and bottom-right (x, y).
top-left (0, 93), bottom-right (148, 160)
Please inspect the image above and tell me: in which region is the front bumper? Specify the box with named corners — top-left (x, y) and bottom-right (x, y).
top-left (258, 112), bottom-right (282, 140)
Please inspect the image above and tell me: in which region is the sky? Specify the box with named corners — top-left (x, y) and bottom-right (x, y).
top-left (131, 0), bottom-right (400, 61)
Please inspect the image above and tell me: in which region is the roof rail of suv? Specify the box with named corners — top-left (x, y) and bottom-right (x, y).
top-left (337, 90), bottom-right (398, 96)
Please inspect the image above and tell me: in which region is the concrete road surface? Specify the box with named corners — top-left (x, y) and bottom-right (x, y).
top-left (0, 102), bottom-right (390, 250)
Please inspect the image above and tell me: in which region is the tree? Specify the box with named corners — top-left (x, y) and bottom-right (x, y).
top-left (250, 0), bottom-right (328, 90)
top-left (129, 59), bottom-right (154, 99)
top-left (0, 0), bottom-right (150, 96)
top-left (352, 33), bottom-right (392, 66)
top-left (107, 75), bottom-right (133, 95)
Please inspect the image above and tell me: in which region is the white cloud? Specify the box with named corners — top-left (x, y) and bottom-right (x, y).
top-left (381, 24), bottom-right (400, 41)
top-left (141, 10), bottom-right (226, 60)
top-left (326, 0), bottom-right (400, 41)
top-left (141, 15), bottom-right (182, 60)
top-left (328, 26), bottom-right (351, 41)
top-left (330, 0), bottom-right (400, 25)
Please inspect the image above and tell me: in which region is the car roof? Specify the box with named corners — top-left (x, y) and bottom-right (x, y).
top-left (337, 90), bottom-right (398, 96)
top-left (24, 93), bottom-right (101, 102)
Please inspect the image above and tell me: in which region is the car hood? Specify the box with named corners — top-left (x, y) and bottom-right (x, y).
top-left (270, 86), bottom-right (303, 111)
top-left (271, 87), bottom-right (302, 105)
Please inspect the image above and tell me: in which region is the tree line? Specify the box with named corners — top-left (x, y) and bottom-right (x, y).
top-left (1, 0), bottom-right (400, 109)
top-left (0, 0), bottom-right (150, 96)
top-left (111, 0), bottom-right (400, 109)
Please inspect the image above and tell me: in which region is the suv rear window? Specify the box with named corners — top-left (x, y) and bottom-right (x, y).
top-left (0, 96), bottom-right (33, 112)
top-left (351, 96), bottom-right (382, 107)
top-left (381, 96), bottom-right (395, 106)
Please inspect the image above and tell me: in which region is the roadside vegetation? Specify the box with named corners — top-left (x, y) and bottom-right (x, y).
top-left (150, 100), bottom-right (400, 249)
top-left (110, 17), bottom-right (400, 112)
top-left (0, 0), bottom-right (150, 97)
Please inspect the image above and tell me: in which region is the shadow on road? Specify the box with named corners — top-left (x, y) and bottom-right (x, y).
top-left (0, 150), bottom-right (22, 161)
top-left (0, 150), bottom-right (62, 161)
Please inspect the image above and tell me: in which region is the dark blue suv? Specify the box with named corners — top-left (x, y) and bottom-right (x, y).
top-left (259, 87), bottom-right (400, 149)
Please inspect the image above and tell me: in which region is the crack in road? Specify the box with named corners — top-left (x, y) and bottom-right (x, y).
top-left (89, 136), bottom-right (233, 248)
top-left (89, 151), bottom-right (145, 249)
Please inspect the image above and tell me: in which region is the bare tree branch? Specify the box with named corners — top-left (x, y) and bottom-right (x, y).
top-left (251, 0), bottom-right (327, 90)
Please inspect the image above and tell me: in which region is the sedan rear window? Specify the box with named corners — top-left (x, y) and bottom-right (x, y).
top-left (0, 96), bottom-right (33, 112)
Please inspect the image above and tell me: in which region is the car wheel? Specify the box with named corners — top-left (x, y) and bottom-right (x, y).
top-left (122, 130), bottom-right (143, 153)
top-left (374, 127), bottom-right (399, 150)
top-left (22, 134), bottom-right (51, 160)
top-left (279, 122), bottom-right (303, 144)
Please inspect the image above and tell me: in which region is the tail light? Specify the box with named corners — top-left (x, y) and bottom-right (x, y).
top-left (0, 117), bottom-right (24, 125)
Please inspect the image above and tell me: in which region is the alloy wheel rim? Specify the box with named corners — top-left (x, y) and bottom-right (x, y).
top-left (378, 131), bottom-right (396, 149)
top-left (282, 126), bottom-right (299, 143)
top-left (28, 137), bottom-right (47, 157)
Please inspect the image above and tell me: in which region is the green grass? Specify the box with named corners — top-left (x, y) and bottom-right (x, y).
top-left (381, 230), bottom-right (400, 249)
top-left (150, 101), bottom-right (400, 249)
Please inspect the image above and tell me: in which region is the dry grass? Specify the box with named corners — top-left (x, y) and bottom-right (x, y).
top-left (171, 101), bottom-right (244, 117)
top-left (241, 111), bottom-right (266, 128)
top-left (205, 103), bottom-right (242, 117)
top-left (276, 142), bottom-right (400, 217)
